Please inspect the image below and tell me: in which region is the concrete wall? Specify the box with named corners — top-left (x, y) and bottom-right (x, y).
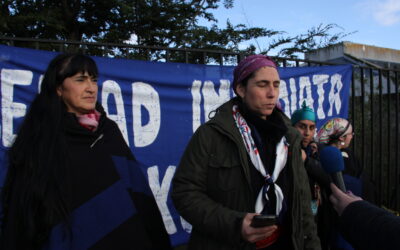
top-left (344, 42), bottom-right (400, 63)
top-left (305, 42), bottom-right (400, 64)
top-left (305, 43), bottom-right (345, 61)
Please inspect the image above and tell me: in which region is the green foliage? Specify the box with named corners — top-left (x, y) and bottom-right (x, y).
top-left (0, 0), bottom-right (352, 61)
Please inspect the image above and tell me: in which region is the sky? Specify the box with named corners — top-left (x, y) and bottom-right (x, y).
top-left (205, 0), bottom-right (400, 56)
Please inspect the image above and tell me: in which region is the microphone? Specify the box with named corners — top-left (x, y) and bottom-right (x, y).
top-left (319, 146), bottom-right (346, 192)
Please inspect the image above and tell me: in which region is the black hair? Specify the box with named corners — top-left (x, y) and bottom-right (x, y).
top-left (234, 71), bottom-right (256, 100)
top-left (238, 71), bottom-right (256, 88)
top-left (0, 53), bottom-right (98, 248)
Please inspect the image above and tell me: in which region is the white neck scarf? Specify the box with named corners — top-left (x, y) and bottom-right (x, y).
top-left (232, 105), bottom-right (288, 215)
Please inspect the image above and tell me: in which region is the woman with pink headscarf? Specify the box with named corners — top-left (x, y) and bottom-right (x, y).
top-left (172, 55), bottom-right (320, 250)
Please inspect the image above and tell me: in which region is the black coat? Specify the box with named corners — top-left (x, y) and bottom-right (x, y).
top-left (339, 200), bottom-right (400, 250)
top-left (0, 106), bottom-right (171, 250)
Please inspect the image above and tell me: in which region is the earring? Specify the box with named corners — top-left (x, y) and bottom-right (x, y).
top-left (340, 142), bottom-right (345, 146)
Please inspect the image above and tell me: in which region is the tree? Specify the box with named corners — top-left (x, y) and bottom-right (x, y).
top-left (271, 23), bottom-right (353, 58)
top-left (0, 0), bottom-right (351, 62)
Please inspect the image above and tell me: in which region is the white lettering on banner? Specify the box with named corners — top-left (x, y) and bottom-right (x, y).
top-left (147, 165), bottom-right (178, 234)
top-left (328, 74), bottom-right (343, 116)
top-left (192, 75), bottom-right (345, 133)
top-left (191, 79), bottom-right (232, 133)
top-left (289, 78), bottom-right (297, 115)
top-left (313, 74), bottom-right (329, 119)
top-left (278, 74), bottom-right (344, 119)
top-left (1, 69), bottom-right (32, 147)
top-left (202, 80), bottom-right (231, 123)
top-left (278, 80), bottom-right (290, 117)
top-left (191, 80), bottom-right (202, 133)
top-left (298, 76), bottom-right (314, 109)
top-left (132, 82), bottom-right (161, 147)
top-left (0, 68), bottom-right (346, 150)
top-left (102, 80), bottom-right (129, 146)
top-left (278, 78), bottom-right (298, 117)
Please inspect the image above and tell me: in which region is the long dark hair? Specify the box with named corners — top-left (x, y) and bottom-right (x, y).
top-left (1, 53), bottom-right (98, 248)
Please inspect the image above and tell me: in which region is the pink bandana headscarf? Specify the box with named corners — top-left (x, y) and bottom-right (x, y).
top-left (233, 54), bottom-right (277, 94)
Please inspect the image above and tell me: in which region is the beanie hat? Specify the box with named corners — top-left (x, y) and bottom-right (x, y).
top-left (291, 101), bottom-right (316, 125)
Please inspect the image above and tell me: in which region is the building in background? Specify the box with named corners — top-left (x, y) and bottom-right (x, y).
top-left (305, 41), bottom-right (400, 70)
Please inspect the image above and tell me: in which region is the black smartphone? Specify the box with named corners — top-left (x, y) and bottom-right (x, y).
top-left (250, 215), bottom-right (277, 228)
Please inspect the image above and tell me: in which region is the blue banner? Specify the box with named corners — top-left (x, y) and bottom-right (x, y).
top-left (0, 45), bottom-right (352, 246)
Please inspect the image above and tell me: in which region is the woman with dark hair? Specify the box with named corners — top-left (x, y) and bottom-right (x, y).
top-left (172, 54), bottom-right (320, 250)
top-left (0, 53), bottom-right (171, 250)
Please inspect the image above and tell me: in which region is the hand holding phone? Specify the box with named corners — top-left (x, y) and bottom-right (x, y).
top-left (250, 215), bottom-right (277, 228)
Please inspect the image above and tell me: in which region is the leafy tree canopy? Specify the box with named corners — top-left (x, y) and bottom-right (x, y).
top-left (0, 0), bottom-right (352, 62)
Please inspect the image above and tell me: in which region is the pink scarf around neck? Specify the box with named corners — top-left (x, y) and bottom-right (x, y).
top-left (76, 110), bottom-right (101, 131)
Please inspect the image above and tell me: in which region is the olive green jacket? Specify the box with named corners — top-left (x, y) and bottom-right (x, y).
top-left (172, 99), bottom-right (321, 250)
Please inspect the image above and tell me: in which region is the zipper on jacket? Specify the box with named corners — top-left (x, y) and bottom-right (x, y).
top-left (90, 134), bottom-right (104, 148)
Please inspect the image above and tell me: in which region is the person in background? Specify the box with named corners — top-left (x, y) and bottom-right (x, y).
top-left (317, 118), bottom-right (362, 250)
top-left (317, 118), bottom-right (363, 195)
top-left (291, 101), bottom-right (321, 213)
top-left (291, 101), bottom-right (317, 150)
top-left (172, 54), bottom-right (320, 250)
top-left (329, 183), bottom-right (400, 250)
top-left (0, 53), bottom-right (171, 250)
top-left (308, 141), bottom-right (319, 156)
top-left (291, 102), bottom-right (332, 250)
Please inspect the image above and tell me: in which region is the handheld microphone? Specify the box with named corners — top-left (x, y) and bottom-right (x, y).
top-left (319, 146), bottom-right (346, 192)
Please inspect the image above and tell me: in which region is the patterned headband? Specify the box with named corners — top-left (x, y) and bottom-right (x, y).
top-left (316, 118), bottom-right (351, 144)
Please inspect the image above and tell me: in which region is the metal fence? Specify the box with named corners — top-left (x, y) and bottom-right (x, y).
top-left (350, 67), bottom-right (400, 212)
top-left (1, 36), bottom-right (399, 212)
